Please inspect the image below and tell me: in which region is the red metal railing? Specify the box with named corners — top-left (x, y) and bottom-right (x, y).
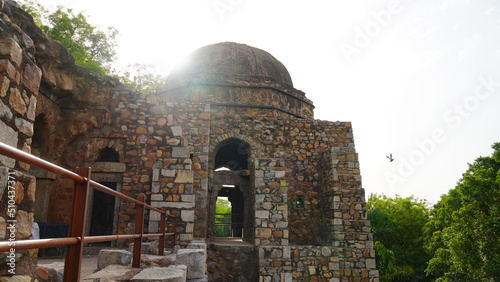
top-left (0, 142), bottom-right (177, 281)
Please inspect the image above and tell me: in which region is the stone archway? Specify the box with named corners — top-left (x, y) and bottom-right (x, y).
top-left (209, 138), bottom-right (254, 243)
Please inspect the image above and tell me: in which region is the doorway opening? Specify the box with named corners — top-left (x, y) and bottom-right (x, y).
top-left (89, 181), bottom-right (117, 244)
top-left (211, 138), bottom-right (251, 240)
top-left (215, 185), bottom-right (244, 237)
top-left (89, 147), bottom-right (120, 245)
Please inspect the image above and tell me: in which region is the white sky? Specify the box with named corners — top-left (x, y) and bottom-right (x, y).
top-left (37, 0), bottom-right (500, 204)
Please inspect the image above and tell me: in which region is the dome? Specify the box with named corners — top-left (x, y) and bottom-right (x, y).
top-left (167, 42), bottom-right (293, 86)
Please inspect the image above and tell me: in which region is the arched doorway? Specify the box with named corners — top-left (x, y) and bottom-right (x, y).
top-left (89, 147), bottom-right (119, 243)
top-left (210, 139), bottom-right (253, 242)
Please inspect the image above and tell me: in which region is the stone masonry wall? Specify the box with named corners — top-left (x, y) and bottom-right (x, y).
top-left (0, 0), bottom-right (42, 276)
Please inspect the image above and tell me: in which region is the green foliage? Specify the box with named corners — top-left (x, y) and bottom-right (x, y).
top-left (424, 143), bottom-right (500, 281)
top-left (18, 0), bottom-right (47, 27)
top-left (367, 194), bottom-right (431, 281)
top-left (215, 198), bottom-right (231, 237)
top-left (115, 63), bottom-right (166, 94)
top-left (19, 0), bottom-right (117, 75)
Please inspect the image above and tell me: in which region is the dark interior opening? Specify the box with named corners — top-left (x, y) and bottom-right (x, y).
top-left (97, 147), bottom-right (120, 162)
top-left (214, 141), bottom-right (249, 170)
top-left (89, 182), bottom-right (117, 245)
top-left (32, 114), bottom-right (49, 156)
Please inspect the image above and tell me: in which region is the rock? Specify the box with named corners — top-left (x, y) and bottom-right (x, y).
top-left (130, 266), bottom-right (187, 282)
top-left (36, 262), bottom-right (64, 282)
top-left (128, 242), bottom-right (152, 255)
top-left (82, 265), bottom-right (141, 281)
top-left (0, 276), bottom-right (32, 282)
top-left (0, 120), bottom-right (18, 167)
top-left (174, 171), bottom-right (193, 183)
top-left (177, 249), bottom-right (205, 279)
top-left (97, 249), bottom-right (132, 270)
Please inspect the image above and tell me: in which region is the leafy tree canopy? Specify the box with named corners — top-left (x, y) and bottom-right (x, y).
top-left (115, 63), bottom-right (166, 94)
top-left (19, 0), bottom-right (117, 75)
top-left (424, 143), bottom-right (500, 281)
top-left (19, 0), bottom-right (166, 92)
top-left (367, 194), bottom-right (431, 281)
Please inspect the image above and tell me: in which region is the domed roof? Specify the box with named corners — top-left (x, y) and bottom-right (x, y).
top-left (167, 42), bottom-right (293, 86)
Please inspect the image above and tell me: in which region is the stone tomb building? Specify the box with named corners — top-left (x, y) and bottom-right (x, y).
top-left (0, 1), bottom-right (377, 280)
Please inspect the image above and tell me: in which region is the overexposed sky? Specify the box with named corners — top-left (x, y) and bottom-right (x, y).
top-left (36, 0), bottom-right (500, 204)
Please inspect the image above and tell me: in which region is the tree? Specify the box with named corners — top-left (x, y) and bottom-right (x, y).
top-left (424, 143), bottom-right (500, 281)
top-left (215, 198), bottom-right (232, 237)
top-left (367, 194), bottom-right (431, 281)
top-left (19, 1), bottom-right (167, 92)
top-left (115, 63), bottom-right (166, 94)
top-left (19, 0), bottom-right (118, 75)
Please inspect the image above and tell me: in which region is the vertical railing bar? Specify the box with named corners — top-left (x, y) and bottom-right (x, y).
top-left (171, 216), bottom-right (177, 248)
top-left (159, 208), bottom-right (166, 256)
top-left (63, 167), bottom-right (91, 282)
top-left (132, 193), bottom-right (146, 268)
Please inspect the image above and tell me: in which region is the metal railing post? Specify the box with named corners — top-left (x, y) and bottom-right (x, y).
top-left (171, 216), bottom-right (177, 248)
top-left (158, 208), bottom-right (166, 256)
top-left (132, 193), bottom-right (146, 268)
top-left (63, 167), bottom-right (91, 282)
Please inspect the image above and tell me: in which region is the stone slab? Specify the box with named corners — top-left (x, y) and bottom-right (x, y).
top-left (131, 265), bottom-right (187, 282)
top-left (98, 249), bottom-right (132, 270)
top-left (177, 249), bottom-right (205, 279)
top-left (83, 265), bottom-right (141, 281)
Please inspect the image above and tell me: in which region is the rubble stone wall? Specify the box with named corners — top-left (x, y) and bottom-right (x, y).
top-left (0, 0), bottom-right (42, 276)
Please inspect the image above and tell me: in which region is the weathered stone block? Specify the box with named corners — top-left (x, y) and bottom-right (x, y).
top-left (177, 249), bottom-right (205, 279)
top-left (181, 194), bottom-right (195, 203)
top-left (128, 243), bottom-right (152, 255)
top-left (172, 147), bottom-right (189, 158)
top-left (97, 249), bottom-right (132, 270)
top-left (366, 258), bottom-right (376, 269)
top-left (15, 117), bottom-right (33, 136)
top-left (36, 262), bottom-right (64, 282)
top-left (256, 210), bottom-right (269, 219)
top-left (22, 63), bottom-right (42, 94)
top-left (161, 169), bottom-right (176, 177)
top-left (16, 210), bottom-right (33, 238)
top-left (149, 210), bottom-right (161, 221)
top-left (256, 228), bottom-right (272, 238)
top-left (9, 88), bottom-right (26, 115)
top-left (131, 266), bottom-right (187, 282)
top-left (0, 120), bottom-right (18, 167)
top-left (0, 99), bottom-right (13, 120)
top-left (181, 210), bottom-right (195, 222)
top-left (151, 194), bottom-right (164, 201)
top-left (0, 76), bottom-right (9, 97)
top-left (170, 125), bottom-right (183, 136)
top-left (174, 170), bottom-right (193, 183)
top-left (83, 265), bottom-right (141, 281)
top-left (0, 38), bottom-right (22, 67)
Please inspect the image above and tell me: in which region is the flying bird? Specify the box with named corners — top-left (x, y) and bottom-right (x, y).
top-left (386, 153), bottom-right (394, 162)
